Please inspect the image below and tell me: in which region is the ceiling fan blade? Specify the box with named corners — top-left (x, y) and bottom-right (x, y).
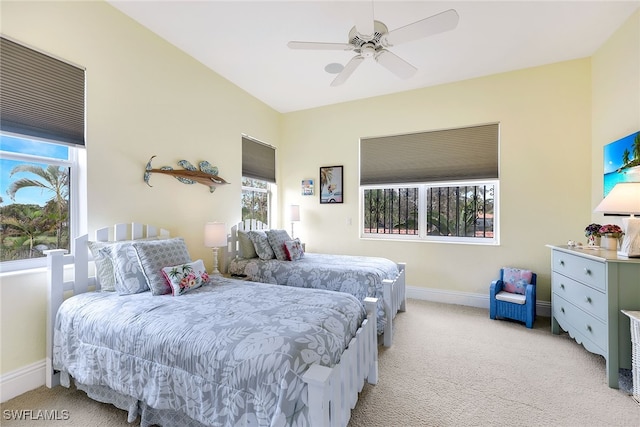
top-left (375, 50), bottom-right (417, 79)
top-left (354, 0), bottom-right (375, 39)
top-left (287, 41), bottom-right (354, 51)
top-left (385, 9), bottom-right (459, 46)
top-left (330, 55), bottom-right (365, 86)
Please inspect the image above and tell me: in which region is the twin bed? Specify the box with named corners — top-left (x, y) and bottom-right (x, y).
top-left (46, 223), bottom-right (380, 427)
top-left (226, 220), bottom-right (407, 347)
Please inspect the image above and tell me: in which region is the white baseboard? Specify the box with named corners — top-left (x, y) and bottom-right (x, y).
top-left (406, 285), bottom-right (551, 318)
top-left (0, 359), bottom-right (45, 403)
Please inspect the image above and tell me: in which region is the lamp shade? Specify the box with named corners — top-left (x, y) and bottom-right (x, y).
top-left (204, 222), bottom-right (227, 247)
top-left (594, 182), bottom-right (640, 214)
top-left (290, 205), bottom-right (300, 222)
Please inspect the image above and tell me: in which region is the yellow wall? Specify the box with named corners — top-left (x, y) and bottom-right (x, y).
top-left (1, 1), bottom-right (638, 386)
top-left (280, 59), bottom-right (592, 297)
top-left (0, 1), bottom-right (280, 374)
top-left (591, 10), bottom-right (640, 219)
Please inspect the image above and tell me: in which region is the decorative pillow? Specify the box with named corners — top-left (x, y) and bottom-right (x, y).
top-left (88, 241), bottom-right (117, 291)
top-left (88, 237), bottom-right (159, 292)
top-left (248, 230), bottom-right (275, 260)
top-left (266, 229), bottom-right (292, 261)
top-left (102, 242), bottom-right (150, 295)
top-left (502, 267), bottom-right (533, 295)
top-left (133, 238), bottom-right (192, 295)
top-left (162, 259), bottom-right (210, 296)
top-left (284, 238), bottom-right (304, 261)
top-left (237, 230), bottom-right (257, 259)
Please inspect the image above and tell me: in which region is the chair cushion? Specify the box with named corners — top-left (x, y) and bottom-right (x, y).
top-left (495, 291), bottom-right (526, 305)
top-left (502, 267), bottom-right (533, 295)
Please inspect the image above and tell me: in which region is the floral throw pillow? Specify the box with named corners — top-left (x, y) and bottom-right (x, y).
top-left (502, 267), bottom-right (533, 295)
top-left (162, 259), bottom-right (210, 296)
top-left (248, 230), bottom-right (275, 260)
top-left (284, 238), bottom-right (304, 261)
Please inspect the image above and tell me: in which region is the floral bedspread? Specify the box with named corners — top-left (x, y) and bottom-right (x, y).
top-left (53, 276), bottom-right (365, 427)
top-left (229, 253), bottom-right (399, 334)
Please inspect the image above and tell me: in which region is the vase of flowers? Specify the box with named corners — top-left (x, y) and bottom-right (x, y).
top-left (584, 223), bottom-right (602, 247)
top-left (599, 224), bottom-right (623, 250)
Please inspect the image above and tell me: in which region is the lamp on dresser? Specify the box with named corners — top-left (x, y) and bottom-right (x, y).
top-left (594, 182), bottom-right (640, 257)
top-left (204, 222), bottom-right (227, 274)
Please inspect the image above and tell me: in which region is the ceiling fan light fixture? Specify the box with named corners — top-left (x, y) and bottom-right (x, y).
top-left (324, 63), bottom-right (344, 74)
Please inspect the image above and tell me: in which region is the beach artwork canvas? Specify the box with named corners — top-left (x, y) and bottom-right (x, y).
top-left (603, 130), bottom-right (640, 197)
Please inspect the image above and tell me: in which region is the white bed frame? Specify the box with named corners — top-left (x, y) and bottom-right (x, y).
top-left (227, 219), bottom-right (406, 347)
top-left (45, 222), bottom-right (378, 427)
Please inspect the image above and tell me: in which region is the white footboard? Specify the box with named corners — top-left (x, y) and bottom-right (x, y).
top-left (303, 297), bottom-right (378, 427)
top-left (382, 262), bottom-right (406, 347)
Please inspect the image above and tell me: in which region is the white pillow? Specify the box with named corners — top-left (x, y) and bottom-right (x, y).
top-left (162, 259), bottom-right (210, 296)
top-left (237, 230), bottom-right (257, 259)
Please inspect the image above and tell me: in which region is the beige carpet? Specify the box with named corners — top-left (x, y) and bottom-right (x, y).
top-left (2, 299), bottom-right (639, 426)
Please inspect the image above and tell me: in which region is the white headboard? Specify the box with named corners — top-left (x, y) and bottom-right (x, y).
top-left (226, 219), bottom-right (268, 264)
top-left (45, 222), bottom-right (169, 388)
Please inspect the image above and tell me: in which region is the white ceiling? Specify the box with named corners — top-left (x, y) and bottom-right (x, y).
top-left (108, 1), bottom-right (640, 113)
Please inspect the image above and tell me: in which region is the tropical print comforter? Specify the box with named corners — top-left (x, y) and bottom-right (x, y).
top-left (53, 276), bottom-right (365, 427)
top-left (229, 253), bottom-right (399, 334)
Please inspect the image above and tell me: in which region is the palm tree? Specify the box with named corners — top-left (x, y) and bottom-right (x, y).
top-left (320, 168), bottom-right (333, 193)
top-left (622, 148), bottom-right (630, 167)
top-left (6, 164), bottom-right (69, 248)
top-left (0, 205), bottom-right (51, 259)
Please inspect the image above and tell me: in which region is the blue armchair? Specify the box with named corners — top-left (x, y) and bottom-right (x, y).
top-left (489, 268), bottom-right (537, 328)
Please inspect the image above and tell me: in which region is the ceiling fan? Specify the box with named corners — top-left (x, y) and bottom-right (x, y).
top-left (287, 5), bottom-right (459, 86)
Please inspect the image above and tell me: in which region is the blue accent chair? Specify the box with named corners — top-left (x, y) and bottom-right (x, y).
top-left (489, 268), bottom-right (537, 328)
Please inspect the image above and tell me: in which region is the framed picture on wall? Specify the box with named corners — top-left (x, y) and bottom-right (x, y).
top-left (301, 179), bottom-right (314, 195)
top-left (603, 130), bottom-right (640, 197)
top-left (319, 166), bottom-right (343, 204)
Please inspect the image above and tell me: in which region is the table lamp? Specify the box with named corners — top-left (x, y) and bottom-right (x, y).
top-left (594, 182), bottom-right (640, 257)
top-left (290, 204), bottom-right (300, 238)
top-left (204, 222), bottom-right (227, 274)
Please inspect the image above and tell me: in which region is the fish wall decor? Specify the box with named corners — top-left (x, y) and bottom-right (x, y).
top-left (144, 156), bottom-right (229, 193)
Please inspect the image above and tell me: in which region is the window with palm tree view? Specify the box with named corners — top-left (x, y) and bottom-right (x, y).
top-left (241, 177), bottom-right (270, 226)
top-left (362, 182), bottom-right (497, 243)
top-left (1, 135), bottom-right (73, 266)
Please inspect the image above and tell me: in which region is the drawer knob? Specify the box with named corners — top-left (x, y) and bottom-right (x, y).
top-left (586, 325), bottom-right (592, 332)
top-left (559, 260), bottom-right (565, 266)
top-left (561, 307), bottom-right (565, 313)
top-left (585, 296), bottom-right (592, 304)
top-left (560, 284), bottom-right (565, 290)
top-left (584, 268), bottom-right (591, 275)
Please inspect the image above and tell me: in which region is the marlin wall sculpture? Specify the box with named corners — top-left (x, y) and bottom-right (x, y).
top-left (144, 156), bottom-right (229, 193)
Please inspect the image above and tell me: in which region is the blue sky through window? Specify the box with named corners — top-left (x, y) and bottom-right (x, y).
top-left (0, 135), bottom-right (69, 207)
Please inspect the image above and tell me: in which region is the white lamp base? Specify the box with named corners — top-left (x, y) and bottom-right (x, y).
top-left (211, 247), bottom-right (221, 275)
top-left (618, 216), bottom-right (640, 258)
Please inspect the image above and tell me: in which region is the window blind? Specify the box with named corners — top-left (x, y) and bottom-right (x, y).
top-left (0, 36), bottom-right (85, 146)
top-left (360, 123), bottom-right (499, 185)
top-left (242, 136), bottom-right (276, 183)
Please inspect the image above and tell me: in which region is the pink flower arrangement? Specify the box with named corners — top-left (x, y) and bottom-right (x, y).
top-left (599, 224), bottom-right (623, 238)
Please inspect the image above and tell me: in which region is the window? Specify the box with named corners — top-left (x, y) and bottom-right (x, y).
top-left (0, 135), bottom-right (86, 271)
top-left (0, 36), bottom-right (86, 272)
top-left (241, 177), bottom-right (271, 225)
top-left (360, 124), bottom-right (499, 244)
top-left (241, 136), bottom-right (275, 226)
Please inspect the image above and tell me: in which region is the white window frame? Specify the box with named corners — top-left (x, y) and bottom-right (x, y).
top-left (360, 179), bottom-right (499, 245)
top-left (241, 177), bottom-right (273, 228)
top-left (0, 134), bottom-right (87, 273)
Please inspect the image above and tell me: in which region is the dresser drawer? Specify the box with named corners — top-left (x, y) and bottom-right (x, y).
top-left (552, 271), bottom-right (607, 321)
top-left (552, 250), bottom-right (606, 291)
top-left (552, 294), bottom-right (607, 351)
